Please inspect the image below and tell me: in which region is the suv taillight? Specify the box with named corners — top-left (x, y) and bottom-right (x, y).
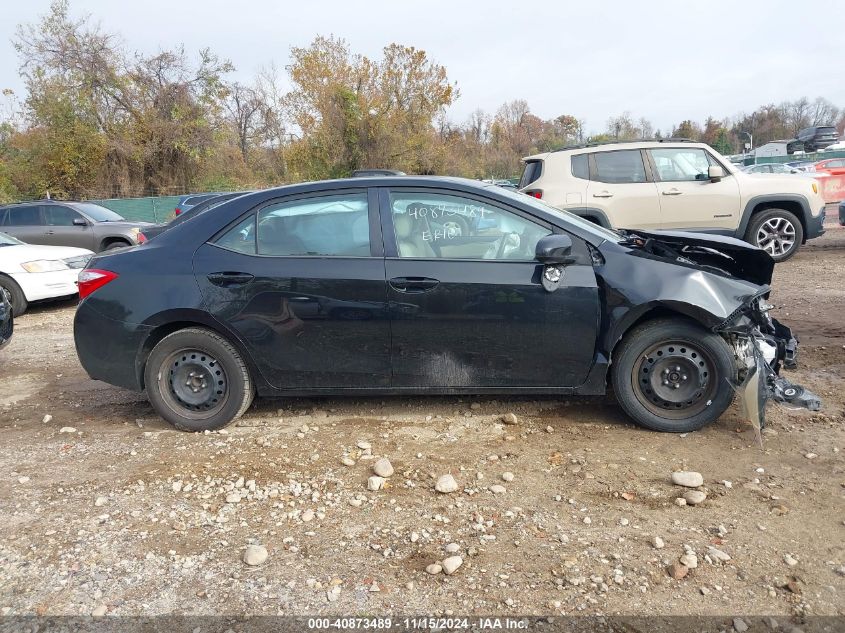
top-left (525, 190), bottom-right (543, 199)
top-left (78, 269), bottom-right (119, 299)
top-left (174, 208), bottom-right (181, 216)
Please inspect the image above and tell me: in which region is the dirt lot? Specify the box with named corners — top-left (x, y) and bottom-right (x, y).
top-left (1, 219), bottom-right (843, 622)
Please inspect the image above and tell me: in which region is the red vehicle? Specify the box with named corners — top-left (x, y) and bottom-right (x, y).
top-left (812, 158), bottom-right (845, 176)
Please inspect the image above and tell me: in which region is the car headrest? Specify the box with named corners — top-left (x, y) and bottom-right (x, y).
top-left (394, 213), bottom-right (413, 239)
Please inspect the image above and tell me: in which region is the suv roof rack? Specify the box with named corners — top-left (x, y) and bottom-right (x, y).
top-left (550, 138), bottom-right (696, 152)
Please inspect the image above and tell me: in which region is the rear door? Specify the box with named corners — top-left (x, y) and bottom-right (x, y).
top-left (585, 149), bottom-right (662, 229)
top-left (380, 187), bottom-right (600, 389)
top-left (42, 205), bottom-right (96, 250)
top-left (192, 188), bottom-right (391, 390)
top-left (1, 205), bottom-right (45, 244)
top-left (647, 147), bottom-right (740, 231)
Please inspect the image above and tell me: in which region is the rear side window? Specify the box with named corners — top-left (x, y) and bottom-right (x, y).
top-left (571, 154), bottom-right (589, 180)
top-left (215, 215), bottom-right (256, 254)
top-left (592, 150), bottom-right (647, 183)
top-left (257, 193), bottom-right (370, 257)
top-left (519, 161), bottom-right (543, 189)
top-left (6, 206), bottom-right (42, 226)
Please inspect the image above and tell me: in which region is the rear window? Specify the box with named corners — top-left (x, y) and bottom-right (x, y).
top-left (519, 161), bottom-right (543, 189)
top-left (592, 150), bottom-right (647, 184)
top-left (818, 126), bottom-right (837, 135)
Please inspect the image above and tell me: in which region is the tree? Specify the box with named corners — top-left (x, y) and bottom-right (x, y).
top-left (672, 120), bottom-right (702, 140)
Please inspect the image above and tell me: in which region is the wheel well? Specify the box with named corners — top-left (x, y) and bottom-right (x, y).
top-left (138, 321), bottom-right (254, 390)
top-left (750, 201), bottom-right (806, 237)
top-left (609, 307), bottom-right (705, 370)
top-left (99, 236), bottom-right (131, 250)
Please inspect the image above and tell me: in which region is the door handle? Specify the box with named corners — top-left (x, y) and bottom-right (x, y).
top-left (45, 230), bottom-right (55, 235)
top-left (207, 271), bottom-right (255, 287)
top-left (662, 188), bottom-right (683, 196)
top-left (389, 277), bottom-right (440, 293)
top-left (592, 191), bottom-right (614, 198)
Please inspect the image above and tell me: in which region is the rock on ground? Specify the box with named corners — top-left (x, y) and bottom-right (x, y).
top-left (671, 471), bottom-right (704, 488)
top-left (435, 474), bottom-right (458, 493)
top-left (243, 544), bottom-right (268, 566)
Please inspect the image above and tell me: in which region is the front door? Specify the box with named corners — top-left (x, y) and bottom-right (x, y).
top-left (42, 205), bottom-right (96, 250)
top-left (648, 147), bottom-right (741, 231)
top-left (193, 189), bottom-right (391, 390)
top-left (381, 188), bottom-right (600, 389)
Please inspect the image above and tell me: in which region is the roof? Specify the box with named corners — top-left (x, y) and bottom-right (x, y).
top-left (524, 138), bottom-right (700, 161)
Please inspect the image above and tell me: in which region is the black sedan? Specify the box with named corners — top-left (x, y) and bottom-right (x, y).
top-left (142, 191), bottom-right (251, 241)
top-left (73, 177), bottom-right (818, 432)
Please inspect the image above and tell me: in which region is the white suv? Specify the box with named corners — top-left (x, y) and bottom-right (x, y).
top-left (519, 140), bottom-right (826, 261)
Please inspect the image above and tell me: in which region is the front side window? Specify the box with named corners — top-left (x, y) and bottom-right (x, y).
top-left (7, 206), bottom-right (42, 226)
top-left (257, 193), bottom-right (370, 257)
top-left (389, 191), bottom-right (550, 260)
top-left (44, 206), bottom-right (83, 226)
top-left (592, 150), bottom-right (647, 183)
top-left (650, 148), bottom-right (714, 181)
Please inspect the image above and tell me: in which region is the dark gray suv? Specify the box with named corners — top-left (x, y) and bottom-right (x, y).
top-left (0, 201), bottom-right (155, 251)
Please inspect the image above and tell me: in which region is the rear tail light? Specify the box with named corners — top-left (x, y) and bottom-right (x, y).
top-left (78, 269), bottom-right (119, 299)
top-left (526, 190), bottom-right (543, 199)
top-left (174, 208), bottom-right (181, 216)
top-left (137, 232), bottom-right (147, 243)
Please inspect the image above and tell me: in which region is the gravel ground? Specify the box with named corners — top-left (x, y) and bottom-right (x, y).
top-left (0, 218), bottom-right (843, 622)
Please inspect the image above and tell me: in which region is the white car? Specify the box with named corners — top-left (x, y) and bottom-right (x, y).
top-left (0, 232), bottom-right (92, 315)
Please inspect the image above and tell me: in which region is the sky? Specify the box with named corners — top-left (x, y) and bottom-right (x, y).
top-left (2, 0), bottom-right (844, 135)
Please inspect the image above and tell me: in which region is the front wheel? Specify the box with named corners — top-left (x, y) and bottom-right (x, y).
top-left (144, 327), bottom-right (255, 431)
top-left (0, 275), bottom-right (28, 316)
top-left (611, 318), bottom-right (736, 433)
top-left (745, 208), bottom-right (803, 262)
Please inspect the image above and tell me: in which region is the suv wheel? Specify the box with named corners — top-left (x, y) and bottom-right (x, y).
top-left (745, 208), bottom-right (803, 262)
top-left (144, 327), bottom-right (254, 431)
top-left (611, 318), bottom-right (735, 433)
top-left (0, 275), bottom-right (28, 316)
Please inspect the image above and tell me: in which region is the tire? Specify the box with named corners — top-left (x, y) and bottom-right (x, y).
top-left (745, 208), bottom-right (803, 262)
top-left (0, 275), bottom-right (28, 316)
top-left (103, 240), bottom-right (130, 251)
top-left (611, 318), bottom-right (735, 433)
top-left (144, 327), bottom-right (255, 431)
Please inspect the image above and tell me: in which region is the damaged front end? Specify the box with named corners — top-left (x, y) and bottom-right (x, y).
top-left (716, 289), bottom-right (821, 435)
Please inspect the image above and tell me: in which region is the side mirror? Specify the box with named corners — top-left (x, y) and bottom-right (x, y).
top-left (708, 165), bottom-right (725, 182)
top-left (535, 234), bottom-right (574, 265)
top-left (73, 217), bottom-right (88, 227)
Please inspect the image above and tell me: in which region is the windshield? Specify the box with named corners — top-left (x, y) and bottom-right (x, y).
top-left (72, 203), bottom-right (125, 222)
top-left (490, 186), bottom-right (622, 242)
top-left (0, 232), bottom-right (24, 246)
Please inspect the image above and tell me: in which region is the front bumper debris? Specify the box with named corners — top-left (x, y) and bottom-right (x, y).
top-left (717, 290), bottom-right (821, 436)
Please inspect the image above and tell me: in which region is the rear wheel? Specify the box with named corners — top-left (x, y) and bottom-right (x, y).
top-left (144, 327), bottom-right (254, 431)
top-left (0, 275), bottom-right (28, 316)
top-left (745, 208), bottom-right (803, 262)
top-left (611, 318), bottom-right (735, 432)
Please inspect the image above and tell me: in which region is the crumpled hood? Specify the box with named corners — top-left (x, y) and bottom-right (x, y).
top-left (624, 229), bottom-right (775, 286)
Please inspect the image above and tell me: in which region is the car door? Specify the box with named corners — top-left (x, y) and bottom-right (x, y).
top-left (192, 188), bottom-right (391, 390)
top-left (585, 149), bottom-right (662, 229)
top-left (2, 205), bottom-right (45, 244)
top-left (380, 187), bottom-right (600, 389)
top-left (647, 147), bottom-right (741, 231)
top-left (820, 159), bottom-right (845, 176)
top-left (42, 205), bottom-right (96, 250)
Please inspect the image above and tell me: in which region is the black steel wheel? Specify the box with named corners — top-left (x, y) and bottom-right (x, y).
top-left (144, 328), bottom-right (254, 431)
top-left (632, 341), bottom-right (717, 419)
top-left (611, 318), bottom-right (735, 432)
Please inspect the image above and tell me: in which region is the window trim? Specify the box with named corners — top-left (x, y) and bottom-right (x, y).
top-left (208, 188), bottom-right (382, 259)
top-left (587, 149), bottom-right (651, 184)
top-left (379, 186), bottom-right (554, 262)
